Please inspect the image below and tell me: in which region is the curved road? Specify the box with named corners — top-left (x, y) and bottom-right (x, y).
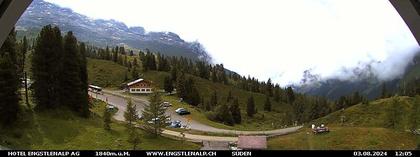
top-left (89, 90), bottom-right (302, 141)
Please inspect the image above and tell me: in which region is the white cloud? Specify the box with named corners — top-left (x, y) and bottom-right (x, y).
top-left (45, 0), bottom-right (419, 85)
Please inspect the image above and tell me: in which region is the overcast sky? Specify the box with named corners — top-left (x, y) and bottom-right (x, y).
top-left (45, 0), bottom-right (419, 85)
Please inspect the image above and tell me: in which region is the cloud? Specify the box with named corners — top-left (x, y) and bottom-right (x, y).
top-left (45, 0), bottom-right (419, 85)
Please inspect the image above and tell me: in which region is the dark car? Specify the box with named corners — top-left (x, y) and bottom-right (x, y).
top-left (169, 120), bottom-right (182, 128)
top-left (175, 108), bottom-right (190, 115)
top-left (178, 110), bottom-right (190, 115)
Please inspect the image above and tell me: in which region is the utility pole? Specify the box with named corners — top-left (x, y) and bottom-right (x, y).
top-left (24, 72), bottom-right (30, 108)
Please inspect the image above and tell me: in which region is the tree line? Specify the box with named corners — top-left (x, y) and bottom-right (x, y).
top-left (0, 25), bottom-right (90, 126)
top-left (31, 25), bottom-right (90, 117)
top-left (0, 28), bottom-right (21, 126)
top-left (79, 31), bottom-right (420, 126)
top-left (84, 43), bottom-right (373, 126)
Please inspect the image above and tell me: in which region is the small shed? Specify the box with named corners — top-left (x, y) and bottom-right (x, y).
top-left (237, 136), bottom-right (267, 150)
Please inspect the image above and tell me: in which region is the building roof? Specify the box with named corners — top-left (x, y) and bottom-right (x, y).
top-left (237, 136), bottom-right (267, 150)
top-left (200, 141), bottom-right (230, 150)
top-left (88, 84), bottom-right (102, 89)
top-left (127, 78), bottom-right (145, 86)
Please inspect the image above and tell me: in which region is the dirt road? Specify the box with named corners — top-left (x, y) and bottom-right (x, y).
top-left (89, 90), bottom-right (303, 142)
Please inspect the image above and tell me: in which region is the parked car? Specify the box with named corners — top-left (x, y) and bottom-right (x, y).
top-left (137, 114), bottom-right (143, 120)
top-left (147, 118), bottom-right (159, 124)
top-left (106, 104), bottom-right (116, 111)
top-left (312, 124), bottom-right (330, 134)
top-left (162, 102), bottom-right (172, 107)
top-left (165, 117), bottom-right (172, 124)
top-left (169, 120), bottom-right (182, 128)
top-left (175, 108), bottom-right (190, 115)
top-left (147, 117), bottom-right (172, 124)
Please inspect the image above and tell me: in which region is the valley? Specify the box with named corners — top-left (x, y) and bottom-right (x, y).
top-left (0, 0), bottom-right (419, 151)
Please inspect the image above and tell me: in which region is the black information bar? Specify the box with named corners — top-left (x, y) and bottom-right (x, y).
top-left (1, 150), bottom-right (419, 157)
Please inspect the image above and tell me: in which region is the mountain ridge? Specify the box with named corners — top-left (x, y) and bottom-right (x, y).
top-left (295, 51), bottom-right (420, 100)
top-left (16, 0), bottom-right (211, 61)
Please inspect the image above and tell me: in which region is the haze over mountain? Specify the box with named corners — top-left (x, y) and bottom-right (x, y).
top-left (296, 51), bottom-right (420, 100)
top-left (41, 0), bottom-right (418, 87)
top-left (15, 0), bottom-right (211, 61)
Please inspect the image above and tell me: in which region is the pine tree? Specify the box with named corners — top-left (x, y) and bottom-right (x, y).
top-left (61, 31), bottom-right (89, 116)
top-left (381, 83), bottom-right (388, 99)
top-left (124, 98), bottom-right (137, 130)
top-left (163, 76), bottom-right (174, 93)
top-left (131, 66), bottom-right (139, 79)
top-left (78, 42), bottom-right (89, 117)
top-left (247, 96), bottom-right (256, 117)
top-left (230, 98), bottom-right (242, 124)
top-left (128, 128), bottom-right (141, 150)
top-left (210, 91), bottom-right (218, 107)
top-left (124, 99), bottom-right (140, 149)
top-left (105, 46), bottom-right (111, 60)
top-left (226, 90), bottom-right (233, 102)
top-left (286, 87), bottom-right (295, 103)
top-left (274, 85), bottom-right (280, 102)
top-left (409, 96), bottom-right (420, 130)
top-left (119, 46), bottom-right (126, 55)
top-left (264, 96), bottom-right (272, 111)
top-left (124, 70), bottom-right (129, 81)
top-left (18, 36), bottom-right (31, 108)
top-left (112, 47), bottom-right (118, 63)
top-left (0, 29), bottom-right (20, 125)
top-left (21, 36), bottom-right (30, 107)
top-left (133, 58), bottom-right (138, 67)
top-left (215, 103), bottom-right (234, 125)
top-left (19, 36), bottom-right (28, 75)
top-left (123, 55), bottom-right (128, 67)
top-left (32, 25), bottom-right (63, 110)
top-left (170, 67), bottom-right (177, 82)
top-left (142, 92), bottom-right (169, 137)
top-left (417, 143), bottom-right (420, 150)
top-left (385, 97), bottom-right (401, 129)
top-left (176, 71), bottom-right (186, 99)
top-left (188, 86), bottom-right (201, 106)
top-left (103, 108), bottom-right (111, 131)
top-left (266, 78), bottom-right (273, 96)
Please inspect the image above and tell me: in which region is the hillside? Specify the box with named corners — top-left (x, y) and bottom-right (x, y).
top-left (268, 127), bottom-right (417, 150)
top-left (0, 100), bottom-right (200, 150)
top-left (87, 58), bottom-right (129, 88)
top-left (87, 58), bottom-right (295, 130)
top-left (313, 96), bottom-right (420, 130)
top-left (268, 96), bottom-right (420, 150)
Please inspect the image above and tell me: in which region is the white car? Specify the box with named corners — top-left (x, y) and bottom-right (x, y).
top-left (106, 105), bottom-right (115, 110)
top-left (147, 117), bottom-right (172, 124)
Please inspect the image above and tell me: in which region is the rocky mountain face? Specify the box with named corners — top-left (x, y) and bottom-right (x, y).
top-left (16, 0), bottom-right (212, 61)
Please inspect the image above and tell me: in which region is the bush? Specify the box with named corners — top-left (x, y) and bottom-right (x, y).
top-left (205, 111), bottom-right (217, 121)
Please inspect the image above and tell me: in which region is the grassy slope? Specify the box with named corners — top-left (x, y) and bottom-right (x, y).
top-left (0, 100), bottom-right (200, 150)
top-left (313, 96), bottom-right (420, 130)
top-left (268, 96), bottom-right (420, 150)
top-left (87, 58), bottom-right (129, 88)
top-left (88, 58), bottom-right (294, 130)
top-left (268, 127), bottom-right (416, 150)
